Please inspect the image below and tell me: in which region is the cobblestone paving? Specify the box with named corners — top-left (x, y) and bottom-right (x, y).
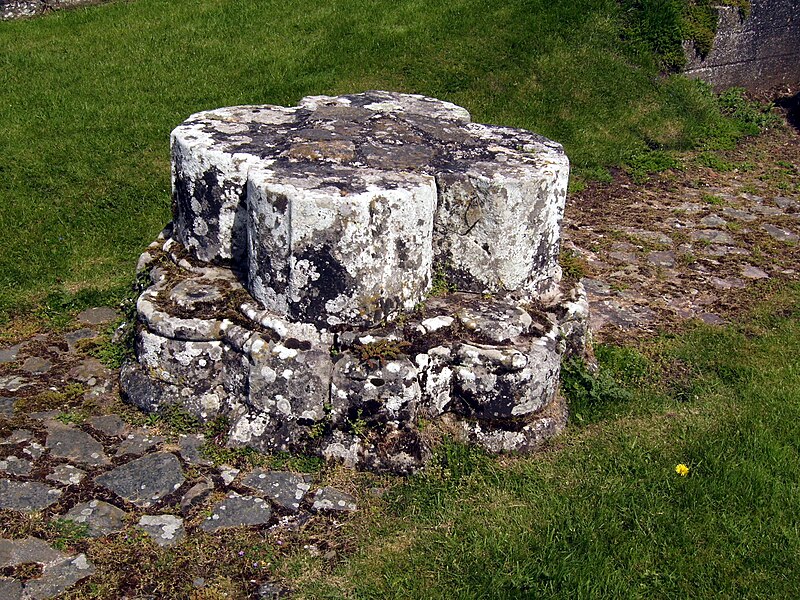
top-left (564, 126), bottom-right (799, 342)
top-left (0, 124), bottom-right (796, 598)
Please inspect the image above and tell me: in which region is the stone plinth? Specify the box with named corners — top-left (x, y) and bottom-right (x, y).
top-left (122, 91), bottom-right (589, 473)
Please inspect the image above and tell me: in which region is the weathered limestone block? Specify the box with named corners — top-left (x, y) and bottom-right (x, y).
top-left (131, 330), bottom-right (247, 419)
top-left (452, 331), bottom-right (560, 421)
top-left (122, 91), bottom-right (590, 473)
top-left (170, 90), bottom-right (568, 327)
top-left (330, 355), bottom-right (421, 427)
top-left (247, 167), bottom-right (436, 327)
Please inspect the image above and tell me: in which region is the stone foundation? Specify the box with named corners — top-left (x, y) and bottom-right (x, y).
top-left (121, 91), bottom-right (590, 473)
top-left (684, 0), bottom-right (800, 94)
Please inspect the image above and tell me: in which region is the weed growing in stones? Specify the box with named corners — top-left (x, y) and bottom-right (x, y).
top-left (354, 340), bottom-right (411, 369)
top-left (14, 383), bottom-right (86, 414)
top-left (701, 192), bottom-right (725, 205)
top-left (48, 519), bottom-right (91, 551)
top-left (559, 249), bottom-right (588, 281)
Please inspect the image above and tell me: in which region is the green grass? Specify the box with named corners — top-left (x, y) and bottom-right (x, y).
top-left (277, 284), bottom-right (800, 598)
top-left (0, 0), bottom-right (772, 317)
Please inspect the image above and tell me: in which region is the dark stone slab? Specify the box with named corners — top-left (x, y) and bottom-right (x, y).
top-left (63, 500), bottom-right (127, 537)
top-left (0, 456), bottom-right (33, 476)
top-left (241, 470), bottom-right (312, 513)
top-left (46, 464), bottom-right (86, 486)
top-left (76, 307), bottom-right (118, 326)
top-left (0, 480), bottom-right (61, 511)
top-left (45, 423), bottom-right (110, 468)
top-left (0, 375), bottom-right (29, 393)
top-left (0, 343), bottom-right (23, 365)
top-left (177, 433), bottom-right (212, 466)
top-left (180, 478), bottom-right (214, 515)
top-left (0, 578), bottom-right (23, 600)
top-left (311, 487), bottom-right (357, 513)
top-left (115, 431), bottom-right (165, 457)
top-left (95, 452), bottom-right (185, 508)
top-left (0, 397), bottom-right (14, 417)
top-left (762, 223), bottom-right (799, 243)
top-left (21, 357), bottom-right (52, 375)
top-left (64, 328), bottom-right (97, 352)
top-left (23, 553), bottom-right (95, 600)
top-left (199, 493), bottom-right (272, 532)
top-left (86, 415), bottom-right (128, 438)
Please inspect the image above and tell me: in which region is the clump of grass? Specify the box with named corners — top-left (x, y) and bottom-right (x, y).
top-left (354, 339), bottom-right (411, 369)
top-left (559, 249), bottom-right (588, 281)
top-left (14, 383), bottom-right (86, 414)
top-left (701, 192), bottom-right (725, 205)
top-left (429, 266), bottom-right (454, 298)
top-left (48, 519), bottom-right (91, 551)
top-left (627, 149), bottom-right (681, 182)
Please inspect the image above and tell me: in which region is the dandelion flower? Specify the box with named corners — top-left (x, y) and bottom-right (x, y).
top-left (675, 463), bottom-right (690, 477)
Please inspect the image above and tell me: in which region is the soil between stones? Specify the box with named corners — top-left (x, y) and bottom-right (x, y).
top-left (0, 115), bottom-right (797, 599)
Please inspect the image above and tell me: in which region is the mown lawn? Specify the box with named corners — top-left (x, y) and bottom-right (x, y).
top-left (3, 2), bottom-right (799, 598)
top-left (0, 0), bottom-right (761, 317)
top-left (277, 284), bottom-right (800, 599)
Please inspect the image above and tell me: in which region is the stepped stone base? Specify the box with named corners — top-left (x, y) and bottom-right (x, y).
top-left (122, 231), bottom-right (588, 473)
top-left (120, 91), bottom-right (590, 473)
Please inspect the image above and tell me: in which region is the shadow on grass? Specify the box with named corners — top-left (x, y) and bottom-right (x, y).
top-left (776, 91), bottom-right (800, 131)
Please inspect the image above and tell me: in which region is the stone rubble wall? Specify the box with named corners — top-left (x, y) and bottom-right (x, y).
top-left (1, 0), bottom-right (101, 20)
top-left (684, 0), bottom-right (800, 93)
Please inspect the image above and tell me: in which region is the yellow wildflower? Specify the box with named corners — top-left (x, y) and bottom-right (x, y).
top-left (675, 463), bottom-right (690, 477)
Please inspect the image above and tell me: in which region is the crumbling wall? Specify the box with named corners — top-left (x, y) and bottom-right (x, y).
top-left (684, 0), bottom-right (800, 93)
top-left (1, 0), bottom-right (101, 20)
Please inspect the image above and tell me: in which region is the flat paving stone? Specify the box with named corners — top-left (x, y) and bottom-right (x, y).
top-left (63, 500), bottom-right (127, 537)
top-left (708, 276), bottom-right (747, 290)
top-left (95, 452), bottom-right (185, 508)
top-left (23, 442), bottom-right (45, 461)
top-left (690, 229), bottom-right (734, 244)
top-left (23, 552), bottom-right (95, 600)
top-left (762, 224), bottom-right (799, 243)
top-left (21, 357), bottom-right (52, 375)
top-left (3, 430), bottom-right (34, 445)
top-left (742, 265), bottom-right (769, 279)
top-left (0, 537), bottom-right (63, 567)
top-left (177, 434), bottom-right (212, 466)
top-left (699, 313), bottom-right (726, 325)
top-left (0, 376), bottom-right (29, 393)
top-left (721, 207), bottom-right (757, 222)
top-left (63, 328), bottom-right (97, 352)
top-left (115, 431), bottom-right (165, 457)
top-left (45, 423), bottom-right (110, 468)
top-left (311, 487), bottom-right (357, 513)
top-left (0, 397), bottom-right (13, 418)
top-left (774, 196), bottom-right (798, 211)
top-left (67, 359), bottom-right (110, 387)
top-left (0, 343), bottom-right (23, 364)
top-left (46, 465), bottom-right (87, 486)
top-left (646, 250), bottom-right (676, 267)
top-left (180, 478), bottom-right (214, 515)
top-left (0, 456), bottom-right (33, 476)
top-left (137, 514), bottom-right (185, 547)
top-left (0, 578), bottom-right (23, 600)
top-left (199, 493), bottom-right (272, 532)
top-left (751, 204), bottom-right (784, 216)
top-left (699, 215), bottom-right (727, 228)
top-left (86, 415), bottom-right (128, 438)
top-left (219, 465), bottom-right (240, 486)
top-left (241, 470), bottom-right (312, 513)
top-left (76, 307), bottom-right (118, 325)
top-left (0, 480), bottom-right (61, 511)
